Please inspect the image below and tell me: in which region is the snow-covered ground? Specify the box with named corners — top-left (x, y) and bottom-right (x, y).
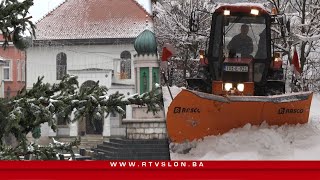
top-left (162, 86), bottom-right (320, 160)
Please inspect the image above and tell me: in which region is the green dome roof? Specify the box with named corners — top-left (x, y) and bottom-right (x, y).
top-left (134, 29), bottom-right (157, 55)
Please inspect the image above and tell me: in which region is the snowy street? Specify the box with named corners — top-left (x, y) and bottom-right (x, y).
top-left (163, 87), bottom-right (320, 160)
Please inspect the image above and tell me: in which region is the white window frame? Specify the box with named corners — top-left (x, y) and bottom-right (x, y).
top-left (17, 60), bottom-right (21, 81)
top-left (3, 60), bottom-right (12, 81)
top-left (16, 60), bottom-right (25, 82)
top-left (21, 60), bottom-right (25, 82)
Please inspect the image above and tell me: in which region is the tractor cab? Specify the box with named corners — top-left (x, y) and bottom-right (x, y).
top-left (189, 4), bottom-right (286, 96)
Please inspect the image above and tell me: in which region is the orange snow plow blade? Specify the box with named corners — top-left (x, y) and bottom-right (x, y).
top-left (167, 89), bottom-right (313, 143)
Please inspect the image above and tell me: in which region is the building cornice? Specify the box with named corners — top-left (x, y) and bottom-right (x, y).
top-left (32, 38), bottom-right (136, 46)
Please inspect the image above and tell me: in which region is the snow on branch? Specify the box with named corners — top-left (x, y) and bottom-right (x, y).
top-left (295, 34), bottom-right (320, 42)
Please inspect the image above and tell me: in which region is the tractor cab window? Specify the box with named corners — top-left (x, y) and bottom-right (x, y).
top-left (223, 16), bottom-right (267, 59)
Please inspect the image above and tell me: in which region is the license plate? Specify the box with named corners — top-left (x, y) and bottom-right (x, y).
top-left (224, 66), bottom-right (248, 72)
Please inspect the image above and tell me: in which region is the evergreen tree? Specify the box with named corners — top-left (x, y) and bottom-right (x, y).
top-left (0, 75), bottom-right (163, 160)
top-left (0, 0), bottom-right (35, 50)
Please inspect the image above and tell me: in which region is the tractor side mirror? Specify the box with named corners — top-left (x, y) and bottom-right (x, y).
top-left (189, 11), bottom-right (200, 32)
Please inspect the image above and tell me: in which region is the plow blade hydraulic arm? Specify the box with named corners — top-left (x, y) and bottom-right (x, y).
top-left (166, 89), bottom-right (313, 143)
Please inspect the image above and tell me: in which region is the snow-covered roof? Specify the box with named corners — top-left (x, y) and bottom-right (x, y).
top-left (35, 0), bottom-right (152, 41)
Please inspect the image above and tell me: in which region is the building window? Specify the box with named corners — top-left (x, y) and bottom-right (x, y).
top-left (80, 80), bottom-right (96, 93)
top-left (110, 111), bottom-right (118, 118)
top-left (120, 50), bottom-right (131, 59)
top-left (120, 60), bottom-right (131, 79)
top-left (3, 60), bottom-right (11, 81)
top-left (56, 52), bottom-right (67, 80)
top-left (120, 51), bottom-right (131, 79)
top-left (17, 60), bottom-right (25, 82)
top-left (57, 115), bottom-right (67, 125)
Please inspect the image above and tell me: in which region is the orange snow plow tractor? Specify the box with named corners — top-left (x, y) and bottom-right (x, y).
top-left (166, 3), bottom-right (313, 143)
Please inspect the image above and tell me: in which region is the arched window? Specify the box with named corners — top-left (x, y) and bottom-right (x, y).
top-left (56, 52), bottom-right (67, 80)
top-left (120, 51), bottom-right (131, 79)
top-left (80, 80), bottom-right (96, 93)
top-left (120, 51), bottom-right (131, 59)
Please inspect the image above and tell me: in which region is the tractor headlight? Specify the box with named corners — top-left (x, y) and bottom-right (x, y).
top-left (250, 9), bottom-right (259, 15)
top-left (224, 10), bottom-right (230, 16)
top-left (224, 83), bottom-right (233, 91)
top-left (237, 83), bottom-right (245, 92)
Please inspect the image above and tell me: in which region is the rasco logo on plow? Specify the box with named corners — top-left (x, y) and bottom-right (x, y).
top-left (278, 108), bottom-right (304, 114)
top-left (173, 107), bottom-right (200, 114)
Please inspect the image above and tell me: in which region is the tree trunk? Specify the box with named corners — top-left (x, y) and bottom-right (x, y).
top-left (300, 0), bottom-right (308, 90)
top-left (300, 0), bottom-right (306, 72)
top-left (184, 48), bottom-right (188, 85)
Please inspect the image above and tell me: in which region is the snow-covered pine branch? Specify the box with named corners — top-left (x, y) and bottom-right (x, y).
top-left (0, 74), bottom-right (163, 160)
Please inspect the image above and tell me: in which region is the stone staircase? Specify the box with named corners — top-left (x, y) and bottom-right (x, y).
top-left (55, 135), bottom-right (106, 151)
top-left (93, 138), bottom-right (171, 160)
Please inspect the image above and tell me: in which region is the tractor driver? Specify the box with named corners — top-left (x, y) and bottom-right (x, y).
top-left (227, 24), bottom-right (253, 58)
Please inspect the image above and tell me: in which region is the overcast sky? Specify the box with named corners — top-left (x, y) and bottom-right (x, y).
top-left (29, 0), bottom-right (152, 22)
